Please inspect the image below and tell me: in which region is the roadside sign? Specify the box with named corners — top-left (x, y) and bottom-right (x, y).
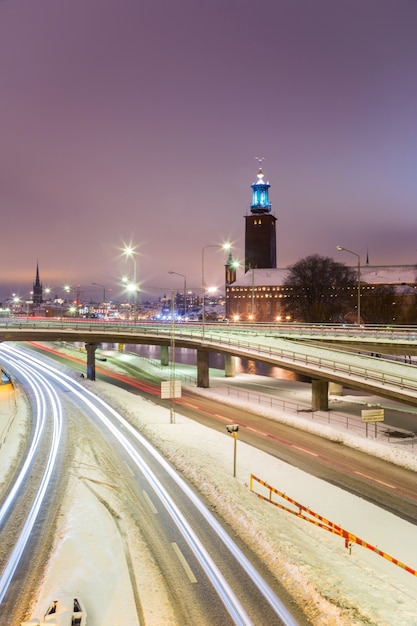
top-left (161, 380), bottom-right (182, 399)
top-left (361, 408), bottom-right (384, 422)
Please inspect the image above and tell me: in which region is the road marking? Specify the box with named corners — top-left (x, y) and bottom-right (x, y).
top-left (171, 542), bottom-right (197, 583)
top-left (291, 445), bottom-right (318, 457)
top-left (142, 490), bottom-right (158, 514)
top-left (354, 471), bottom-right (396, 489)
top-left (182, 402), bottom-right (199, 409)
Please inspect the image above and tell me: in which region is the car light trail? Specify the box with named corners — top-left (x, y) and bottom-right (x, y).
top-left (0, 347), bottom-right (63, 603)
top-left (2, 345), bottom-right (299, 626)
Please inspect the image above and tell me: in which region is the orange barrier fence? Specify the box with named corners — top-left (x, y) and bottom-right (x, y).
top-left (250, 474), bottom-right (417, 577)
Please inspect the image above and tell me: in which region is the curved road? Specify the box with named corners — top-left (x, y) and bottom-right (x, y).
top-left (0, 345), bottom-right (308, 626)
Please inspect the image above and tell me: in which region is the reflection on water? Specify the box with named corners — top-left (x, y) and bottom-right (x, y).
top-left (111, 343), bottom-right (310, 383)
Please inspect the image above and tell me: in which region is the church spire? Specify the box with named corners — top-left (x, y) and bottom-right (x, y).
top-left (32, 262), bottom-right (43, 305)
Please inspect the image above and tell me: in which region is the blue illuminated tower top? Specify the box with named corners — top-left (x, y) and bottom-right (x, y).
top-left (250, 159), bottom-right (271, 214)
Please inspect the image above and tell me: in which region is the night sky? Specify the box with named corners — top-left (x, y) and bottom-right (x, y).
top-left (1, 0), bottom-right (416, 302)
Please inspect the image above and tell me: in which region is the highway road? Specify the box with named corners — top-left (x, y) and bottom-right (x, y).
top-left (26, 342), bottom-right (417, 526)
top-left (0, 344), bottom-right (308, 626)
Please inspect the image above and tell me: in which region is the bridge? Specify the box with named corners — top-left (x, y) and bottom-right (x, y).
top-left (1, 320), bottom-right (417, 411)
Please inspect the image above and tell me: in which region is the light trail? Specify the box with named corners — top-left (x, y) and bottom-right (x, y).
top-left (2, 345), bottom-right (299, 626)
top-left (0, 348), bottom-right (63, 603)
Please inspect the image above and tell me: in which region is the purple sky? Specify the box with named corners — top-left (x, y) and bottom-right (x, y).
top-left (1, 0), bottom-right (416, 302)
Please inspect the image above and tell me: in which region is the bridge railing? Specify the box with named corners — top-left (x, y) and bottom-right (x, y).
top-left (2, 320), bottom-right (417, 397)
top-left (3, 318), bottom-right (417, 336)
top-left (199, 334), bottom-right (417, 395)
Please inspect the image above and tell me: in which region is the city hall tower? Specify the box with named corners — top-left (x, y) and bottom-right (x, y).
top-left (244, 162), bottom-right (277, 271)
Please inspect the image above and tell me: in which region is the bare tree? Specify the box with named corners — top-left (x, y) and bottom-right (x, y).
top-left (283, 254), bottom-right (357, 323)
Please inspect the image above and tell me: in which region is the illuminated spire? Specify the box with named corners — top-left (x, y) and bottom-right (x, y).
top-left (250, 157), bottom-right (271, 214)
top-left (255, 156), bottom-right (265, 183)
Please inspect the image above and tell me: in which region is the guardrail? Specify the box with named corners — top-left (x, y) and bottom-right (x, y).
top-left (2, 318), bottom-right (417, 336)
top-left (2, 320), bottom-right (417, 401)
top-left (250, 475), bottom-right (417, 577)
top-left (223, 386), bottom-right (416, 451)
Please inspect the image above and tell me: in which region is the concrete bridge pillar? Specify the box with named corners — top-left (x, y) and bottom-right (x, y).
top-left (197, 349), bottom-right (210, 388)
top-left (160, 345), bottom-right (169, 366)
top-left (224, 354), bottom-right (236, 378)
top-left (329, 382), bottom-right (343, 396)
top-left (85, 343), bottom-right (97, 380)
top-left (312, 379), bottom-right (329, 411)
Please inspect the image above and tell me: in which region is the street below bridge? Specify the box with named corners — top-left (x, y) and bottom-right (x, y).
top-left (17, 342), bottom-right (417, 624)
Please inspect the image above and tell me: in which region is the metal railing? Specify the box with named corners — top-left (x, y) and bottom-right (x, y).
top-left (2, 319), bottom-right (417, 402)
top-left (223, 385), bottom-right (417, 452)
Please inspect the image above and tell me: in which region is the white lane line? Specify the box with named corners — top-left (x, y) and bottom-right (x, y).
top-left (171, 542), bottom-right (198, 584)
top-left (142, 490), bottom-right (158, 515)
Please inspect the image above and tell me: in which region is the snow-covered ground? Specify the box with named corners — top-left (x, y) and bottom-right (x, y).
top-left (2, 347), bottom-right (417, 625)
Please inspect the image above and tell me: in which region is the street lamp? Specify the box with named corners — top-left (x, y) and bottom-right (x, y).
top-left (92, 282), bottom-right (106, 304)
top-left (92, 282), bottom-right (106, 316)
top-left (251, 268), bottom-right (255, 320)
top-left (61, 285), bottom-right (71, 320)
top-left (168, 271), bottom-right (187, 318)
top-left (337, 246), bottom-right (361, 326)
top-left (123, 245), bottom-right (138, 322)
top-left (226, 424), bottom-right (239, 477)
top-left (202, 242), bottom-right (231, 338)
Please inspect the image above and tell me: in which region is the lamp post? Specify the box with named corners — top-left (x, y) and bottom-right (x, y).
top-left (202, 243), bottom-right (231, 339)
top-left (123, 246), bottom-right (138, 322)
top-left (92, 282), bottom-right (106, 316)
top-left (337, 246), bottom-right (361, 326)
top-left (251, 268), bottom-right (255, 320)
top-left (61, 285), bottom-right (71, 321)
top-left (168, 271), bottom-right (187, 318)
top-left (226, 424), bottom-right (239, 477)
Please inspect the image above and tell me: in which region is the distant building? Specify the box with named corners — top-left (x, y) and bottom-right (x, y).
top-left (226, 265), bottom-right (417, 323)
top-left (226, 166), bottom-right (417, 323)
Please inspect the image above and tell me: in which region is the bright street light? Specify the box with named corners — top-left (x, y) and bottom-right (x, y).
top-left (123, 245), bottom-right (138, 322)
top-left (337, 246), bottom-right (361, 326)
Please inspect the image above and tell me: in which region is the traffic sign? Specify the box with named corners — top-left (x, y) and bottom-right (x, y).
top-left (161, 380), bottom-right (182, 399)
top-left (361, 408), bottom-right (384, 422)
